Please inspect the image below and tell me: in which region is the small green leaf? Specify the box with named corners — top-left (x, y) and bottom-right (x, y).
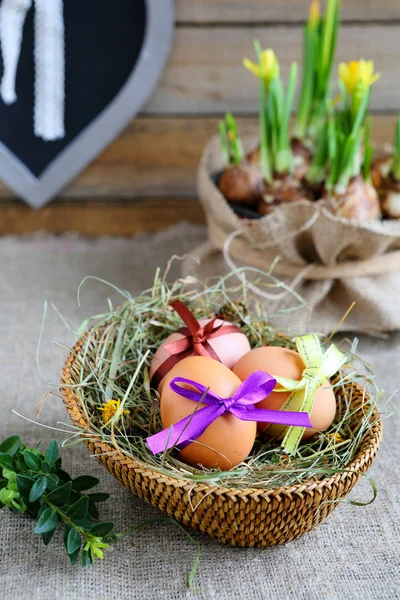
top-left (88, 501), bottom-right (99, 520)
top-left (16, 475), bottom-right (35, 497)
top-left (31, 448), bottom-right (44, 460)
top-left (23, 450), bottom-right (42, 471)
top-left (2, 469), bottom-right (16, 482)
top-left (67, 496), bottom-right (89, 519)
top-left (63, 525), bottom-right (80, 564)
top-left (0, 488), bottom-right (15, 504)
top-left (90, 522), bottom-right (114, 537)
top-left (37, 501), bottom-right (47, 519)
top-left (67, 529), bottom-right (81, 555)
top-left (29, 477), bottom-right (48, 503)
top-left (69, 548), bottom-right (81, 565)
top-left (81, 549), bottom-right (93, 568)
top-left (41, 462), bottom-right (50, 475)
top-left (70, 518), bottom-right (93, 532)
top-left (87, 493), bottom-right (110, 503)
top-left (58, 469), bottom-right (71, 483)
top-left (0, 453), bottom-right (13, 470)
top-left (34, 508), bottom-right (58, 534)
top-left (13, 454), bottom-right (26, 473)
top-left (45, 481), bottom-right (72, 506)
top-left (71, 476), bottom-right (99, 492)
top-left (46, 474), bottom-right (59, 491)
top-left (0, 436), bottom-right (21, 457)
top-left (63, 525), bottom-right (71, 546)
top-left (44, 440), bottom-right (59, 467)
top-left (41, 528), bottom-right (56, 546)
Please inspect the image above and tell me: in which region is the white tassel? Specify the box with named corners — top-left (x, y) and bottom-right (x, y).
top-left (0, 0), bottom-right (32, 105)
top-left (33, 0), bottom-right (65, 141)
top-left (0, 0), bottom-right (65, 141)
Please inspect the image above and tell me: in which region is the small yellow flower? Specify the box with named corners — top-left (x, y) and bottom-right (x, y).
top-left (338, 60), bottom-right (380, 95)
top-left (99, 399), bottom-right (129, 424)
top-left (243, 49), bottom-right (279, 87)
top-left (328, 432), bottom-right (344, 444)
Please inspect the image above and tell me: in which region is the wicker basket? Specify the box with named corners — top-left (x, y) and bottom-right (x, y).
top-left (61, 334), bottom-right (383, 548)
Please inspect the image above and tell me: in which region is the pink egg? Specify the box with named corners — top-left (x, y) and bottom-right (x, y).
top-left (150, 318), bottom-right (250, 392)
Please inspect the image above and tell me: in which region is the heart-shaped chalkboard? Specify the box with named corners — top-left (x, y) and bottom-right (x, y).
top-left (0, 0), bottom-right (174, 207)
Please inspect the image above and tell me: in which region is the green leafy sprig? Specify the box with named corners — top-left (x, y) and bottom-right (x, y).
top-left (295, 0), bottom-right (340, 141)
top-left (0, 436), bottom-right (114, 567)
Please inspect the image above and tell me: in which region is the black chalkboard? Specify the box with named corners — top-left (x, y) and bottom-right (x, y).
top-left (0, 0), bottom-right (146, 177)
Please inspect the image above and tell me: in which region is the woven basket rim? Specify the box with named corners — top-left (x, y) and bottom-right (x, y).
top-left (60, 333), bottom-right (383, 499)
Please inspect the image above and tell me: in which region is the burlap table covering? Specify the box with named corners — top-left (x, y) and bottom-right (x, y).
top-left (1, 227), bottom-right (399, 600)
top-left (183, 134), bottom-right (400, 334)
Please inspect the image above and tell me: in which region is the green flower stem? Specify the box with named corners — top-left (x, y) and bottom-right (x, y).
top-left (296, 0), bottom-right (340, 140)
top-left (277, 62), bottom-right (298, 173)
top-left (363, 117), bottom-right (373, 182)
top-left (325, 76), bottom-right (372, 193)
top-left (218, 113), bottom-right (244, 167)
top-left (318, 0), bottom-right (340, 100)
top-left (225, 113), bottom-right (244, 165)
top-left (254, 40), bottom-right (272, 182)
top-left (295, 17), bottom-right (318, 139)
top-left (306, 121), bottom-right (328, 184)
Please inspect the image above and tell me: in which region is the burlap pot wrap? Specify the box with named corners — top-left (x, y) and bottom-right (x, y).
top-left (182, 134), bottom-right (400, 334)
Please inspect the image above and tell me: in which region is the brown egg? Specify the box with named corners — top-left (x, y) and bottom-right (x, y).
top-left (161, 356), bottom-right (257, 470)
top-left (150, 318), bottom-right (250, 392)
top-left (233, 346), bottom-right (336, 439)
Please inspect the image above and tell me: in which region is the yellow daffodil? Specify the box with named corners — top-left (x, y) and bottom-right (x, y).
top-left (338, 60), bottom-right (380, 95)
top-left (98, 399), bottom-right (129, 424)
top-left (243, 49), bottom-right (279, 87)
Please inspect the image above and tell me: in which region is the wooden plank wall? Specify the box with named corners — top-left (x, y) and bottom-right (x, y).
top-left (2, 0), bottom-right (400, 234)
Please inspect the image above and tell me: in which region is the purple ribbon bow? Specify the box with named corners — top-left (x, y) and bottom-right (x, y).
top-left (146, 371), bottom-right (313, 455)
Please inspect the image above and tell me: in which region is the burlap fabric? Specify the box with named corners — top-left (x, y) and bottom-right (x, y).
top-left (1, 227), bottom-right (399, 600)
top-left (183, 134), bottom-right (400, 334)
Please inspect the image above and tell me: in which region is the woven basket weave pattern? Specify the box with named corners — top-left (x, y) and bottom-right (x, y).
top-left (61, 336), bottom-right (382, 548)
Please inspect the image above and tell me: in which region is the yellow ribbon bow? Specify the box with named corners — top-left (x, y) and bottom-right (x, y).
top-left (269, 335), bottom-right (347, 454)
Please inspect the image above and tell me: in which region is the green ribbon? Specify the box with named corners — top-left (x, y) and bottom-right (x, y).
top-left (268, 334), bottom-right (347, 454)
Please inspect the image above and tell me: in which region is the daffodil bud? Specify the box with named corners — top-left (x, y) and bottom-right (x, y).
top-left (243, 48), bottom-right (279, 89)
top-left (308, 0), bottom-right (320, 29)
top-left (338, 60), bottom-right (380, 95)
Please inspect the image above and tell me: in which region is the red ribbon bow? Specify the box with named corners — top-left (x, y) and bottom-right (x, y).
top-left (150, 300), bottom-right (242, 389)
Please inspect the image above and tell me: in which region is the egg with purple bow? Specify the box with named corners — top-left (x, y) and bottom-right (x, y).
top-left (160, 356), bottom-right (257, 470)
